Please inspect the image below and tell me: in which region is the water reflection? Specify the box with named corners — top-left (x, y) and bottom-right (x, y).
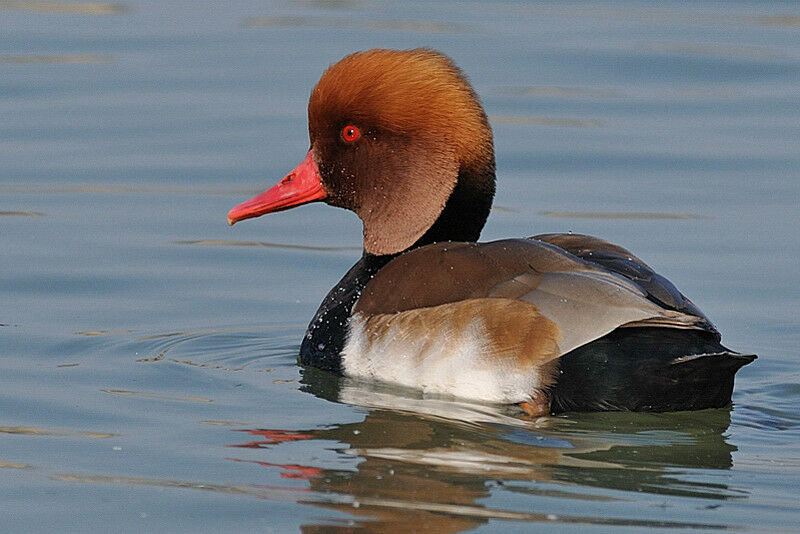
top-left (0, 426), bottom-right (116, 439)
top-left (0, 54), bottom-right (113, 64)
top-left (539, 210), bottom-right (706, 220)
top-left (489, 115), bottom-right (604, 128)
top-left (243, 15), bottom-right (466, 33)
top-left (0, 1), bottom-right (126, 14)
top-left (221, 367), bottom-right (743, 530)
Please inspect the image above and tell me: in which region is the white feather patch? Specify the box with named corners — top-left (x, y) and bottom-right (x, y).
top-left (342, 311), bottom-right (542, 404)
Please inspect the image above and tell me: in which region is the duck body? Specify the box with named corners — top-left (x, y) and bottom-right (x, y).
top-left (228, 48), bottom-right (755, 414)
top-left (299, 236), bottom-right (753, 413)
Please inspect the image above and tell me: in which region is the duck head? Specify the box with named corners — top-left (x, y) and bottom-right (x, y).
top-left (228, 48), bottom-right (496, 256)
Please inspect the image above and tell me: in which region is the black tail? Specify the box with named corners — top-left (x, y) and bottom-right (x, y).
top-left (550, 327), bottom-right (757, 413)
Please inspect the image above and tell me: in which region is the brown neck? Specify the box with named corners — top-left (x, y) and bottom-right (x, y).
top-left (410, 155), bottom-right (496, 252)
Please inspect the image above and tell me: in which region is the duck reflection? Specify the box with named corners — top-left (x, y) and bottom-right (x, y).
top-left (226, 367), bottom-right (742, 530)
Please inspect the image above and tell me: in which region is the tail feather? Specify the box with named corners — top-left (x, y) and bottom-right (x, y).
top-left (669, 352), bottom-right (757, 373)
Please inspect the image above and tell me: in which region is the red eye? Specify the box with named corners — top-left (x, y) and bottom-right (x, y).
top-left (342, 125), bottom-right (360, 142)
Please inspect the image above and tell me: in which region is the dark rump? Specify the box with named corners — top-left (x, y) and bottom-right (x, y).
top-left (550, 327), bottom-right (756, 413)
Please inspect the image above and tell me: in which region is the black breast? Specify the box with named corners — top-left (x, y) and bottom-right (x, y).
top-left (299, 253), bottom-right (393, 372)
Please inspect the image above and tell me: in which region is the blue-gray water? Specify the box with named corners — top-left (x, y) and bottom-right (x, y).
top-left (1, 1), bottom-right (799, 531)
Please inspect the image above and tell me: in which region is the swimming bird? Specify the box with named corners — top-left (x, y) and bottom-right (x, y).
top-left (228, 49), bottom-right (755, 416)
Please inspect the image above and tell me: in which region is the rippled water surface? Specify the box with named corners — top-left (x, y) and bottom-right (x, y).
top-left (2, 1), bottom-right (799, 531)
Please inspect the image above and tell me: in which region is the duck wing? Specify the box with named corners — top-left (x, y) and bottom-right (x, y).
top-left (533, 233), bottom-right (717, 336)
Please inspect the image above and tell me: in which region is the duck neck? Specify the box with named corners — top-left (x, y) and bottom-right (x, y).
top-left (411, 157), bottom-right (496, 249)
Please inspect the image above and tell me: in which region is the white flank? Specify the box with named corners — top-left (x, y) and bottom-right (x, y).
top-left (342, 312), bottom-right (541, 404)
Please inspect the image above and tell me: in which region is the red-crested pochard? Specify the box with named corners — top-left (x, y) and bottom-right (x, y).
top-left (228, 49), bottom-right (755, 415)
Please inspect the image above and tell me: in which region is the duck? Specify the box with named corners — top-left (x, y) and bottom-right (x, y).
top-left (227, 48), bottom-right (755, 416)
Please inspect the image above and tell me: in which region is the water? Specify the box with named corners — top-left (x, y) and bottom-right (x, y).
top-left (1, 1), bottom-right (799, 531)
